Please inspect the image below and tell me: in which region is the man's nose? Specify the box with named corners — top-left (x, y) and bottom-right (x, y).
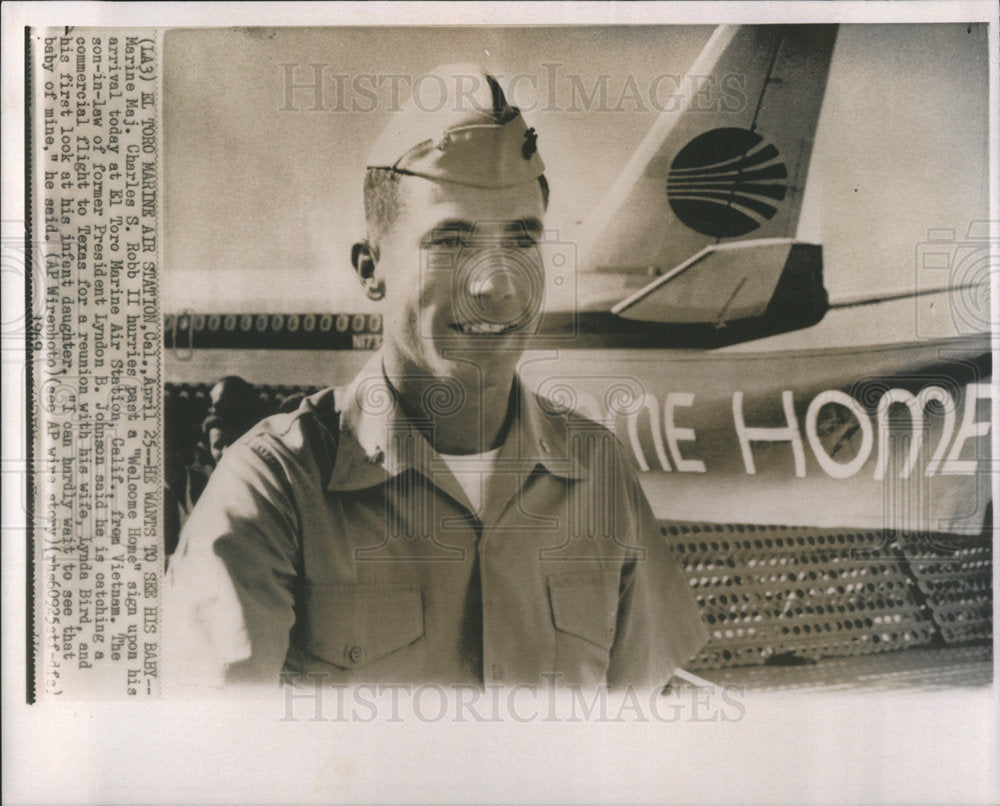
top-left (462, 248), bottom-right (537, 323)
top-left (469, 264), bottom-right (517, 304)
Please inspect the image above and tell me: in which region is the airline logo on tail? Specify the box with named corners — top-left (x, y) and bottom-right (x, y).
top-left (667, 127), bottom-right (788, 238)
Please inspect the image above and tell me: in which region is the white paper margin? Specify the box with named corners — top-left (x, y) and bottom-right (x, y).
top-left (3, 2), bottom-right (998, 804)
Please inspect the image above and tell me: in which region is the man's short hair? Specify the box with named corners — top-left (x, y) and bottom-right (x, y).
top-left (363, 168), bottom-right (550, 245)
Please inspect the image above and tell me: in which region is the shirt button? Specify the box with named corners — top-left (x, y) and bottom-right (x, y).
top-left (347, 645), bottom-right (364, 664)
top-left (491, 663), bottom-right (504, 682)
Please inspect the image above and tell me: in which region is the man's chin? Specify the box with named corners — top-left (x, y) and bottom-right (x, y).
top-left (425, 348), bottom-right (522, 382)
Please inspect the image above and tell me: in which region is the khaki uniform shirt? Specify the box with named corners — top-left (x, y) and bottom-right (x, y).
top-left (165, 357), bottom-right (707, 689)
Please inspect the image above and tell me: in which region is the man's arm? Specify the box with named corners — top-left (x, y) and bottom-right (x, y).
top-left (606, 457), bottom-right (709, 689)
top-left (164, 435), bottom-right (301, 688)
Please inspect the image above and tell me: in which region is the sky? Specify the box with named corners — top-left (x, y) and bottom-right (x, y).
top-left (162, 24), bottom-right (990, 336)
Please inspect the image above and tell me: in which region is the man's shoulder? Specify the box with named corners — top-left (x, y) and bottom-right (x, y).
top-left (227, 387), bottom-right (342, 478)
top-left (529, 390), bottom-right (603, 433)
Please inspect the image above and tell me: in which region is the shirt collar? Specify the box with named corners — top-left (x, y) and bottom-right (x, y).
top-left (327, 353), bottom-right (588, 493)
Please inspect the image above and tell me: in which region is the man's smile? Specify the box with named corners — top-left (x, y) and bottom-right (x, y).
top-left (447, 321), bottom-right (520, 335)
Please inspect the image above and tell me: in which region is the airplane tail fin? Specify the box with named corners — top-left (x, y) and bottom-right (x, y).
top-left (581, 25), bottom-right (838, 278)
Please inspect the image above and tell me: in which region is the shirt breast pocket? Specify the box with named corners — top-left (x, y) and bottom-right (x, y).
top-left (300, 583), bottom-right (425, 675)
top-left (547, 570), bottom-right (618, 685)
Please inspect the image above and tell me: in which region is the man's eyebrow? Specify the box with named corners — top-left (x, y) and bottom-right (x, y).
top-left (427, 219), bottom-right (476, 235)
top-left (507, 218), bottom-right (544, 236)
top-left (423, 218), bottom-right (544, 240)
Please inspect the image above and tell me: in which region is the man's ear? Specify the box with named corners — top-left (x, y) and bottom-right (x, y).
top-left (351, 241), bottom-right (385, 301)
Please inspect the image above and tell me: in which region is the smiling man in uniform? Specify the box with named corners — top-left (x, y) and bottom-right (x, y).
top-left (165, 64), bottom-right (707, 690)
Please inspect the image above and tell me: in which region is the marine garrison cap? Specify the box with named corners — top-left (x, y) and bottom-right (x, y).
top-left (366, 63), bottom-right (545, 188)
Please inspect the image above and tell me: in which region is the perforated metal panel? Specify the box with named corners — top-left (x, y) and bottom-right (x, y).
top-left (703, 644), bottom-right (993, 691)
top-left (898, 530), bottom-right (993, 645)
top-left (662, 520), bottom-right (992, 672)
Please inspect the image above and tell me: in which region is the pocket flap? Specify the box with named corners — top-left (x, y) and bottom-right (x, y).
top-left (303, 584), bottom-right (424, 669)
top-left (547, 572), bottom-right (617, 650)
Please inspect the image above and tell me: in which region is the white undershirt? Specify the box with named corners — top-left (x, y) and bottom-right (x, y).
top-left (437, 446), bottom-right (502, 516)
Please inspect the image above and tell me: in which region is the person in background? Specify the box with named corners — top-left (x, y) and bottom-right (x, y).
top-left (201, 413), bottom-right (231, 466)
top-left (208, 376), bottom-right (263, 438)
top-left (196, 375), bottom-right (267, 464)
